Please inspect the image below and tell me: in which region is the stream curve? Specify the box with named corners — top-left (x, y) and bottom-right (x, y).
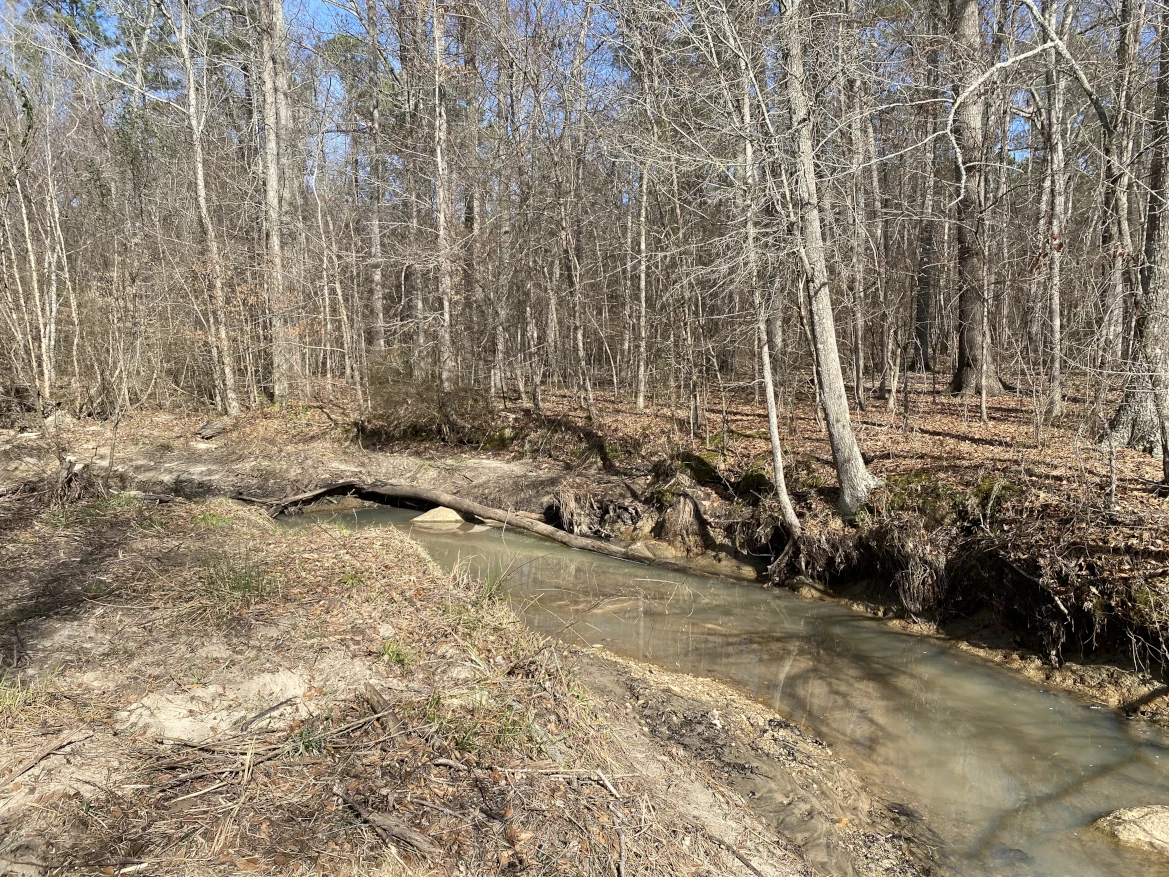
top-left (328, 506), bottom-right (1169, 877)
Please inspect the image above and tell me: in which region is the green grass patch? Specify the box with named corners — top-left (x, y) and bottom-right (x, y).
top-left (192, 509), bottom-right (233, 529)
top-left (199, 550), bottom-right (273, 611)
top-left (378, 637), bottom-right (414, 667)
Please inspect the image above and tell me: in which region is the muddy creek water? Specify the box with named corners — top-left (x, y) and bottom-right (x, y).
top-left (332, 507), bottom-right (1169, 876)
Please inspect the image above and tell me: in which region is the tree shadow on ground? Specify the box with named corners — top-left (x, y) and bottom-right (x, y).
top-left (0, 495), bottom-right (141, 672)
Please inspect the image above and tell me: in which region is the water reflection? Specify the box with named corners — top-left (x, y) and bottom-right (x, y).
top-left (329, 508), bottom-right (1169, 877)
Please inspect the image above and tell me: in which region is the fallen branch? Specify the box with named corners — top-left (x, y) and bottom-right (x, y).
top-left (361, 682), bottom-right (405, 734)
top-left (2, 730), bottom-right (93, 783)
top-left (332, 784), bottom-right (440, 856)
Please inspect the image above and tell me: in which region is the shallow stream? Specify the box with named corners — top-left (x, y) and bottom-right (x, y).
top-left (328, 507), bottom-right (1169, 876)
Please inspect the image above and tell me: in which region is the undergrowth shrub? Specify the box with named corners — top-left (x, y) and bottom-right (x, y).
top-left (357, 362), bottom-right (508, 447)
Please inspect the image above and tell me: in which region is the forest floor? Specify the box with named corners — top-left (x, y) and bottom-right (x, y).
top-left (0, 485), bottom-right (934, 877)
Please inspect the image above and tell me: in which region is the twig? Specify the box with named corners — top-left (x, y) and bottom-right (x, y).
top-left (2, 730), bottom-right (92, 783)
top-left (609, 802), bottom-right (627, 877)
top-left (166, 780), bottom-right (228, 805)
top-left (596, 770), bottom-right (620, 798)
top-left (698, 828), bottom-right (765, 877)
top-left (237, 696), bottom-right (296, 731)
top-left (153, 749), bottom-right (281, 790)
top-left (332, 784), bottom-right (440, 856)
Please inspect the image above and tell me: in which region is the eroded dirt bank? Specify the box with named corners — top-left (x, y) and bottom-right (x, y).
top-left (0, 479), bottom-right (934, 876)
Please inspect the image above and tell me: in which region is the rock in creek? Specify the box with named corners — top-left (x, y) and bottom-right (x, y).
top-left (1094, 805), bottom-right (1169, 855)
top-left (412, 505), bottom-right (466, 525)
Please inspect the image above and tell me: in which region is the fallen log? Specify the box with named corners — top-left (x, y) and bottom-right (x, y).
top-left (265, 480), bottom-right (715, 577)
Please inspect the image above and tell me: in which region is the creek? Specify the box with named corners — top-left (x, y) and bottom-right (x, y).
top-left (326, 506), bottom-right (1169, 877)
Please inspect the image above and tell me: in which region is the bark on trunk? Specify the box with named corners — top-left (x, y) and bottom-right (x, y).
top-left (259, 0), bottom-right (296, 401)
top-left (366, 0), bottom-right (386, 352)
top-left (1126, 5), bottom-right (1169, 483)
top-left (784, 0), bottom-right (879, 515)
top-left (949, 0), bottom-right (1003, 396)
top-left (174, 4), bottom-right (240, 416)
top-left (433, 0), bottom-right (454, 392)
top-left (1043, 5), bottom-right (1068, 418)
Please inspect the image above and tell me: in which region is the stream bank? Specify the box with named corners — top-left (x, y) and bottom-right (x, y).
top-left (0, 479), bottom-right (932, 876)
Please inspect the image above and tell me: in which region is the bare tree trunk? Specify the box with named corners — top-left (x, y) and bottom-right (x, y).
top-left (366, 0), bottom-right (386, 352)
top-left (913, 159), bottom-right (937, 373)
top-left (912, 20), bottom-right (939, 373)
top-left (784, 0), bottom-right (879, 515)
top-left (1043, 0), bottom-right (1069, 418)
top-left (728, 21), bottom-right (800, 536)
top-left (46, 159), bottom-right (80, 406)
top-left (1098, 0), bottom-right (1138, 377)
top-left (171, 2), bottom-right (239, 416)
top-left (433, 0), bottom-right (454, 392)
top-left (635, 164), bottom-right (648, 410)
top-left (1128, 5), bottom-right (1169, 482)
top-left (12, 171), bottom-right (50, 401)
top-left (950, 0), bottom-right (1003, 396)
top-left (259, 0), bottom-right (295, 400)
top-left (842, 1), bottom-right (867, 411)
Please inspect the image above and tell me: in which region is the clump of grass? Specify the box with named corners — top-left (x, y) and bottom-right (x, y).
top-left (336, 570), bottom-right (363, 588)
top-left (192, 509), bottom-right (233, 529)
top-left (0, 671), bottom-right (57, 727)
top-left (199, 550), bottom-right (273, 611)
top-left (44, 493), bottom-right (140, 530)
top-left (477, 562), bottom-right (511, 605)
top-left (445, 561), bottom-right (515, 634)
top-left (286, 719), bottom-right (328, 757)
top-left (96, 492), bottom-right (139, 511)
top-left (424, 691), bottom-right (540, 760)
top-left (378, 637), bottom-right (414, 667)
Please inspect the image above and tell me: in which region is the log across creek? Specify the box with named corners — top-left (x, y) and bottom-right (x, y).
top-left (259, 480), bottom-right (729, 579)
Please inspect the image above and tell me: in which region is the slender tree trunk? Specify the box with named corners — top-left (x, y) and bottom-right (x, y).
top-left (173, 3), bottom-right (239, 416)
top-left (1044, 0), bottom-right (1069, 418)
top-left (949, 0), bottom-right (1003, 396)
top-left (913, 161), bottom-right (937, 373)
top-left (433, 0), bottom-right (454, 391)
top-left (784, 0), bottom-right (879, 515)
top-left (912, 22), bottom-right (939, 373)
top-left (259, 0), bottom-right (295, 400)
top-left (366, 0), bottom-right (386, 352)
top-left (635, 165), bottom-right (648, 410)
